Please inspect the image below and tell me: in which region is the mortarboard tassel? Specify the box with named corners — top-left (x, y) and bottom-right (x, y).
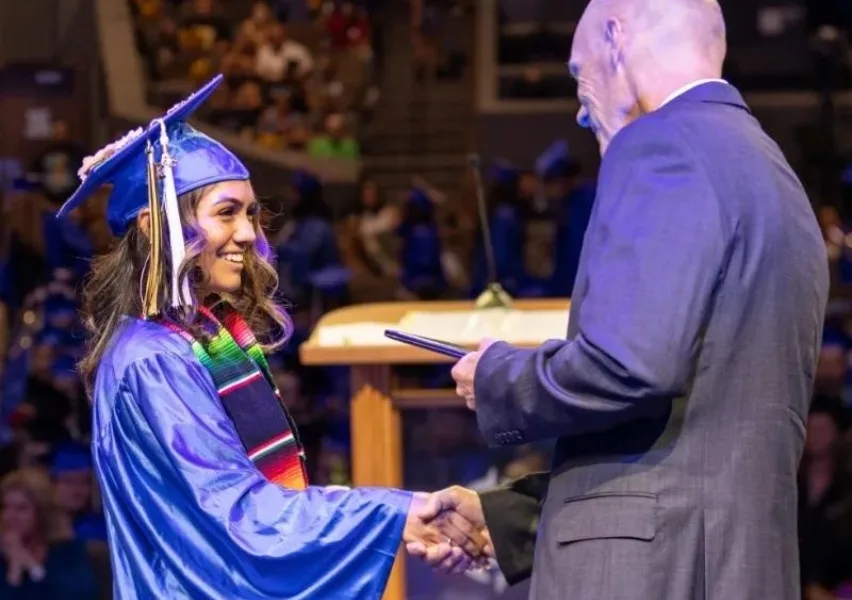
top-left (143, 141), bottom-right (163, 317)
top-left (153, 119), bottom-right (192, 308)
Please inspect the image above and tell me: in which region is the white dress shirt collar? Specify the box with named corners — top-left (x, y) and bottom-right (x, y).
top-left (660, 78), bottom-right (728, 107)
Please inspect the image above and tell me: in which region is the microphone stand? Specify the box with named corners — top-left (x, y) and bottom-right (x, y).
top-left (468, 153), bottom-right (513, 310)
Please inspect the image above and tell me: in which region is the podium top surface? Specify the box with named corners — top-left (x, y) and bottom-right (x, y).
top-left (299, 299), bottom-right (570, 366)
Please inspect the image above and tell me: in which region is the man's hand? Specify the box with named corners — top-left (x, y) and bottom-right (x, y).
top-left (405, 486), bottom-right (494, 574)
top-left (451, 338), bottom-right (498, 410)
top-left (403, 492), bottom-right (476, 573)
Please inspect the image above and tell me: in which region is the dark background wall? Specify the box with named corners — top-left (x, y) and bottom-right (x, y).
top-left (475, 100), bottom-right (837, 178)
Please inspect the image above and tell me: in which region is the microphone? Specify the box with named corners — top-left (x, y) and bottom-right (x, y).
top-left (468, 153), bottom-right (513, 310)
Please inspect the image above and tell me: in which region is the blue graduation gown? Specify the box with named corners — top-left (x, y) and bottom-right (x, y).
top-left (279, 217), bottom-right (343, 287)
top-left (550, 182), bottom-right (596, 297)
top-left (41, 211), bottom-right (94, 279)
top-left (470, 204), bottom-right (526, 297)
top-left (398, 222), bottom-right (445, 294)
top-left (92, 318), bottom-right (411, 599)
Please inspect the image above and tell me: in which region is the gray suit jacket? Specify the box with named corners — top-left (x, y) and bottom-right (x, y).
top-left (474, 82), bottom-right (829, 600)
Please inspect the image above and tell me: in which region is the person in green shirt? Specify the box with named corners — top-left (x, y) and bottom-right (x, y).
top-left (308, 113), bottom-right (360, 158)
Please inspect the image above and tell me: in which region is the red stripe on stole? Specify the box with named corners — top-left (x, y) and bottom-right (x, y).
top-left (221, 311), bottom-right (255, 346)
top-left (259, 454), bottom-right (306, 490)
top-left (219, 371), bottom-right (264, 395)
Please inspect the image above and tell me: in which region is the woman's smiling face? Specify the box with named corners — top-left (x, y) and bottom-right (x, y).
top-left (194, 180), bottom-right (260, 294)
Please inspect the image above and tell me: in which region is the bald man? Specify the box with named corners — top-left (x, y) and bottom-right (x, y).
top-left (413, 1), bottom-right (830, 599)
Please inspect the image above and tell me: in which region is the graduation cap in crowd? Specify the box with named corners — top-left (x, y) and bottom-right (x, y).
top-left (34, 327), bottom-right (65, 348)
top-left (291, 169), bottom-right (322, 199)
top-left (10, 176), bottom-right (41, 192)
top-left (41, 209), bottom-right (95, 278)
top-left (402, 185), bottom-right (438, 224)
top-left (51, 354), bottom-right (79, 380)
top-left (44, 292), bottom-right (78, 319)
top-left (56, 74), bottom-right (249, 317)
top-left (490, 159), bottom-right (519, 186)
top-left (49, 441), bottom-right (93, 476)
top-left (822, 326), bottom-right (850, 350)
top-left (408, 186), bottom-right (432, 209)
top-left (536, 139), bottom-right (581, 180)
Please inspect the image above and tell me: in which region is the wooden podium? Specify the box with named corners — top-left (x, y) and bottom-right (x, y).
top-left (299, 299), bottom-right (569, 600)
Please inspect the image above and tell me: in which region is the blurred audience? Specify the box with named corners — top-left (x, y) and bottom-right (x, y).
top-left (352, 176), bottom-right (400, 279)
top-left (0, 468), bottom-right (100, 599)
top-left (800, 399), bottom-right (852, 599)
top-left (130, 0), bottom-right (379, 155)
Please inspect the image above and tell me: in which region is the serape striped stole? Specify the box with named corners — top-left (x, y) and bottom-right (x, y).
top-left (156, 306), bottom-right (308, 490)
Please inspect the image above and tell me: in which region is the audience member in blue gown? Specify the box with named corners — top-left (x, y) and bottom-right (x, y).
top-left (537, 140), bottom-right (596, 297)
top-left (469, 160), bottom-right (529, 298)
top-left (40, 210), bottom-right (94, 283)
top-left (397, 186), bottom-right (446, 299)
top-left (49, 443), bottom-right (107, 543)
top-left (0, 279), bottom-right (81, 432)
top-left (276, 170), bottom-right (350, 311)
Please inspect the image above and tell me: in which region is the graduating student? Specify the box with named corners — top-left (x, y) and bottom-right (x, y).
top-left (57, 75), bottom-right (489, 599)
top-left (468, 160), bottom-right (527, 299)
top-left (397, 185), bottom-right (446, 299)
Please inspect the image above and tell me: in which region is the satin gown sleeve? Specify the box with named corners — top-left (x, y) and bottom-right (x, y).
top-left (99, 350), bottom-right (412, 599)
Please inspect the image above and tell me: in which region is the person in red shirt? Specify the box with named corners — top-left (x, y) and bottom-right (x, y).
top-left (324, 1), bottom-right (371, 50)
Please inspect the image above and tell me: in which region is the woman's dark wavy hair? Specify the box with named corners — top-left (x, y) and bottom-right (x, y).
top-left (78, 183), bottom-right (291, 395)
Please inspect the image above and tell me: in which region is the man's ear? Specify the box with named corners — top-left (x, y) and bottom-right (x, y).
top-left (137, 208), bottom-right (151, 239)
top-left (605, 18), bottom-right (624, 73)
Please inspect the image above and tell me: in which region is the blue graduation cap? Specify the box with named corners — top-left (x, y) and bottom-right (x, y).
top-left (44, 292), bottom-right (78, 317)
top-left (535, 139), bottom-right (572, 180)
top-left (57, 75), bottom-right (247, 234)
top-left (10, 176), bottom-right (40, 192)
top-left (35, 328), bottom-right (64, 347)
top-left (291, 169), bottom-right (321, 198)
top-left (822, 327), bottom-right (850, 349)
top-left (490, 159), bottom-right (519, 186)
top-left (55, 74), bottom-right (250, 315)
top-left (408, 186), bottom-right (432, 209)
top-left (51, 354), bottom-right (78, 379)
top-left (308, 265), bottom-right (351, 295)
top-left (50, 441), bottom-right (93, 475)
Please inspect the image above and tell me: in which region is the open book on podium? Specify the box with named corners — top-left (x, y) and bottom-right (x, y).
top-left (299, 299), bottom-right (569, 600)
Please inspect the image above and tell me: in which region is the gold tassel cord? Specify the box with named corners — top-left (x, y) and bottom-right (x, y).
top-left (143, 142), bottom-right (164, 317)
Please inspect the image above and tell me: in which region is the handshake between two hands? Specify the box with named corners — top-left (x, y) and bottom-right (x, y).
top-left (402, 485), bottom-right (494, 574)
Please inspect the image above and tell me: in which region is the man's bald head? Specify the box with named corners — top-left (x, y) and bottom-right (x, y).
top-left (569, 0), bottom-right (728, 154)
top-left (580, 0), bottom-right (726, 73)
